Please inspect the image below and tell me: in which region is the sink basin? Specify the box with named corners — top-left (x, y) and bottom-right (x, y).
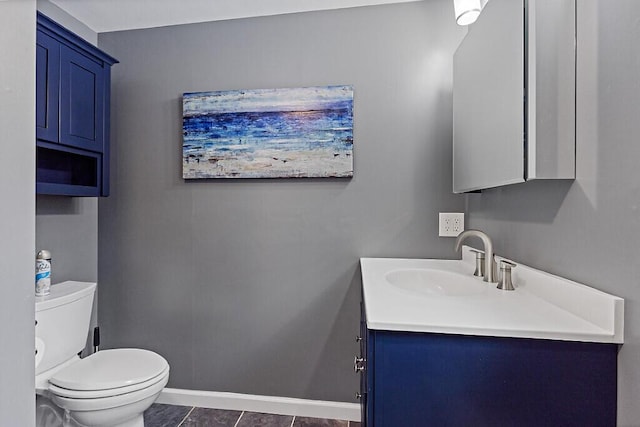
top-left (385, 268), bottom-right (486, 297)
top-left (361, 249), bottom-right (624, 343)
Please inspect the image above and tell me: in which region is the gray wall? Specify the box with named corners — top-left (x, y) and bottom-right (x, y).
top-left (36, 197), bottom-right (98, 283)
top-left (98, 1), bottom-right (465, 401)
top-left (466, 1), bottom-right (640, 425)
top-left (0, 0), bottom-right (36, 424)
top-left (37, 0), bottom-right (97, 45)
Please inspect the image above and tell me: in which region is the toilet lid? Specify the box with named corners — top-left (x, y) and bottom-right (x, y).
top-left (49, 348), bottom-right (168, 392)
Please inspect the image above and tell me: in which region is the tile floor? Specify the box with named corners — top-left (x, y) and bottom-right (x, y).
top-left (144, 404), bottom-right (362, 427)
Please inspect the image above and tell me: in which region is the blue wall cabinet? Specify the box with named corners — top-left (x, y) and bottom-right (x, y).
top-left (359, 303), bottom-right (618, 426)
top-left (36, 13), bottom-right (118, 197)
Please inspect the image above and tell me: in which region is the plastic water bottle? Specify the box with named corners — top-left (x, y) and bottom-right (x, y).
top-left (35, 250), bottom-right (52, 296)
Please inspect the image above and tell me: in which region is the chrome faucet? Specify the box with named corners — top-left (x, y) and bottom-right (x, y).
top-left (455, 229), bottom-right (497, 283)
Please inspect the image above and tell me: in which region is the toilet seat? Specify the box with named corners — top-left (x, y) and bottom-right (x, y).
top-left (50, 371), bottom-right (169, 413)
top-left (49, 365), bottom-right (169, 399)
top-left (48, 348), bottom-right (169, 399)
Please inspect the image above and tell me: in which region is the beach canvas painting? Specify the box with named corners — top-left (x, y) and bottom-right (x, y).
top-left (182, 85), bottom-right (354, 179)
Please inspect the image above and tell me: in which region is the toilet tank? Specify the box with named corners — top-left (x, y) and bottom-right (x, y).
top-left (35, 281), bottom-right (97, 375)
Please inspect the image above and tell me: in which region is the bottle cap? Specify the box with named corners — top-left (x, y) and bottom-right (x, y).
top-left (36, 250), bottom-right (51, 260)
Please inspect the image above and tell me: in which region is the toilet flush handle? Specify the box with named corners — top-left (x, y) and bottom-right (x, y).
top-left (93, 327), bottom-right (100, 353)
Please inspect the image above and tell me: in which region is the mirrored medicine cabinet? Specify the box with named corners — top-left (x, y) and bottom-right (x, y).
top-left (453, 0), bottom-right (576, 193)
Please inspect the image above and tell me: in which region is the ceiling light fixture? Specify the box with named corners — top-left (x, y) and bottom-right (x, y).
top-left (454, 0), bottom-right (488, 26)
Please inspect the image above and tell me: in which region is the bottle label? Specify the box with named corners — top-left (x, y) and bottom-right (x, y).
top-left (36, 259), bottom-right (51, 296)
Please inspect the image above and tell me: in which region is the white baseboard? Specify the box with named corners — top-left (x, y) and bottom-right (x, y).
top-left (156, 388), bottom-right (361, 422)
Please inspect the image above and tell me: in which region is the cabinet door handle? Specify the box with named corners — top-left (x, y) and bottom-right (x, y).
top-left (355, 392), bottom-right (362, 400)
top-left (354, 356), bottom-right (366, 373)
top-left (355, 335), bottom-right (363, 343)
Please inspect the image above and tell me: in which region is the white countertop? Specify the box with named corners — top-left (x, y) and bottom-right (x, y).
top-left (361, 246), bottom-right (624, 344)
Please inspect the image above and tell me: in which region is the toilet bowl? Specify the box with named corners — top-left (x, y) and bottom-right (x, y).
top-left (36, 394), bottom-right (72, 427)
top-left (48, 349), bottom-right (169, 427)
top-left (36, 282), bottom-right (170, 427)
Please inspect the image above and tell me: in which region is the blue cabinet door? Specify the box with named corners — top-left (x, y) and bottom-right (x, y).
top-left (36, 30), bottom-right (60, 143)
top-left (365, 330), bottom-right (617, 427)
top-left (59, 45), bottom-right (105, 153)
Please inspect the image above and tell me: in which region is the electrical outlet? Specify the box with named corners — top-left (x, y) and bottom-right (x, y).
top-left (439, 212), bottom-right (464, 237)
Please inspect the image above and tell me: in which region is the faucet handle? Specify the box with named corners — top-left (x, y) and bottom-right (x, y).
top-left (497, 260), bottom-right (516, 291)
top-left (469, 248), bottom-right (485, 277)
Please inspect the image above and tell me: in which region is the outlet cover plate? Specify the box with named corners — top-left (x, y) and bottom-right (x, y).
top-left (439, 212), bottom-right (464, 237)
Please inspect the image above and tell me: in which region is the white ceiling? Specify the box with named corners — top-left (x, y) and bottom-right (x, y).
top-left (49, 0), bottom-right (424, 33)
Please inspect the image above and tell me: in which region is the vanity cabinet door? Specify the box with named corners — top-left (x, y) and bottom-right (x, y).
top-left (366, 330), bottom-right (617, 426)
top-left (36, 30), bottom-right (60, 144)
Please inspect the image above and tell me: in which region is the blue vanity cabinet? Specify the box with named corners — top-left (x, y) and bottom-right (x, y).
top-left (36, 13), bottom-right (118, 197)
top-left (357, 301), bottom-right (370, 427)
top-left (359, 308), bottom-right (618, 426)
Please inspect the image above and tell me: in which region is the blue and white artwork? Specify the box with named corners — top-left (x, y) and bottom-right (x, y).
top-left (182, 85), bottom-right (353, 179)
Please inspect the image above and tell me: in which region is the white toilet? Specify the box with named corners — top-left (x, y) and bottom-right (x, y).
top-left (35, 281), bottom-right (170, 427)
